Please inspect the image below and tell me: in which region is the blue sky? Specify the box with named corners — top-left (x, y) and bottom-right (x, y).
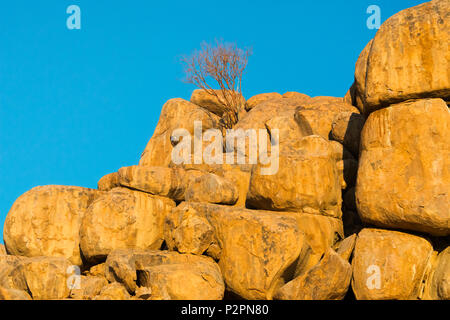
top-left (0, 0), bottom-right (426, 243)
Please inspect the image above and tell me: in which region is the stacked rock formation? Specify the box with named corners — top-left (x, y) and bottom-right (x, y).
top-left (1, 0), bottom-right (448, 300)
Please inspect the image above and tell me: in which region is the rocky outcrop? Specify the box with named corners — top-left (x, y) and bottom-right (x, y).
top-left (80, 188), bottom-right (175, 263)
top-left (356, 99), bottom-right (449, 236)
top-left (165, 202), bottom-right (305, 300)
top-left (1, 1), bottom-right (448, 301)
top-left (3, 186), bottom-right (100, 266)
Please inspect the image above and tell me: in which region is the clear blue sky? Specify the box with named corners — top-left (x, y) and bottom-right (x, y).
top-left (0, 0), bottom-right (426, 243)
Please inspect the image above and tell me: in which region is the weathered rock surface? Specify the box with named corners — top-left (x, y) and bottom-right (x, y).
top-left (97, 172), bottom-right (120, 191)
top-left (86, 263), bottom-right (106, 278)
top-left (69, 276), bottom-right (108, 300)
top-left (0, 244), bottom-right (6, 255)
top-left (275, 249), bottom-right (352, 300)
top-left (247, 136), bottom-right (342, 218)
top-left (164, 208), bottom-right (215, 256)
top-left (355, 1), bottom-right (450, 113)
top-left (18, 256), bottom-right (72, 300)
top-left (294, 100), bottom-right (360, 140)
top-left (356, 99), bottom-right (450, 236)
top-left (292, 213), bottom-right (344, 276)
top-left (246, 92), bottom-right (282, 111)
top-left (0, 255), bottom-right (27, 292)
top-left (0, 287), bottom-right (32, 300)
top-left (185, 173), bottom-right (238, 205)
top-left (117, 165), bottom-right (192, 201)
top-left (105, 249), bottom-right (224, 300)
top-left (352, 229), bottom-right (433, 300)
top-left (424, 246), bottom-right (450, 300)
top-left (336, 233), bottom-right (357, 261)
top-left (3, 186), bottom-right (100, 266)
top-left (138, 262), bottom-right (224, 300)
top-left (331, 112), bottom-right (365, 156)
top-left (165, 202), bottom-right (305, 300)
top-left (350, 40), bottom-right (373, 112)
top-left (94, 282), bottom-right (131, 300)
top-left (172, 163), bottom-right (252, 208)
top-left (282, 92), bottom-right (310, 101)
top-left (265, 114), bottom-right (305, 153)
top-left (80, 188), bottom-right (175, 263)
top-left (139, 98), bottom-right (220, 167)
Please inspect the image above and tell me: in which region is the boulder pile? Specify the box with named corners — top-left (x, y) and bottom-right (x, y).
top-left (1, 0), bottom-right (448, 300)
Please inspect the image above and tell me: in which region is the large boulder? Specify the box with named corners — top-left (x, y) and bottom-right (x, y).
top-left (247, 135), bottom-right (342, 218)
top-left (265, 114), bottom-right (305, 153)
top-left (0, 244), bottom-right (6, 255)
top-left (355, 0), bottom-right (450, 114)
top-left (165, 202), bottom-right (306, 300)
top-left (139, 98), bottom-right (220, 167)
top-left (3, 186), bottom-right (100, 266)
top-left (137, 261), bottom-right (224, 300)
top-left (185, 172), bottom-right (238, 205)
top-left (80, 188), bottom-right (175, 263)
top-left (105, 249), bottom-right (224, 300)
top-left (294, 99), bottom-right (360, 140)
top-left (17, 256), bottom-right (72, 300)
top-left (171, 162), bottom-right (252, 208)
top-left (117, 165), bottom-right (200, 201)
top-left (352, 229), bottom-right (434, 300)
top-left (275, 249), bottom-right (352, 300)
top-left (356, 98), bottom-right (450, 236)
top-left (246, 92), bottom-right (282, 111)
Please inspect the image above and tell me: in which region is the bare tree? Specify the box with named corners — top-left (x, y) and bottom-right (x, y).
top-left (182, 40), bottom-right (251, 129)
